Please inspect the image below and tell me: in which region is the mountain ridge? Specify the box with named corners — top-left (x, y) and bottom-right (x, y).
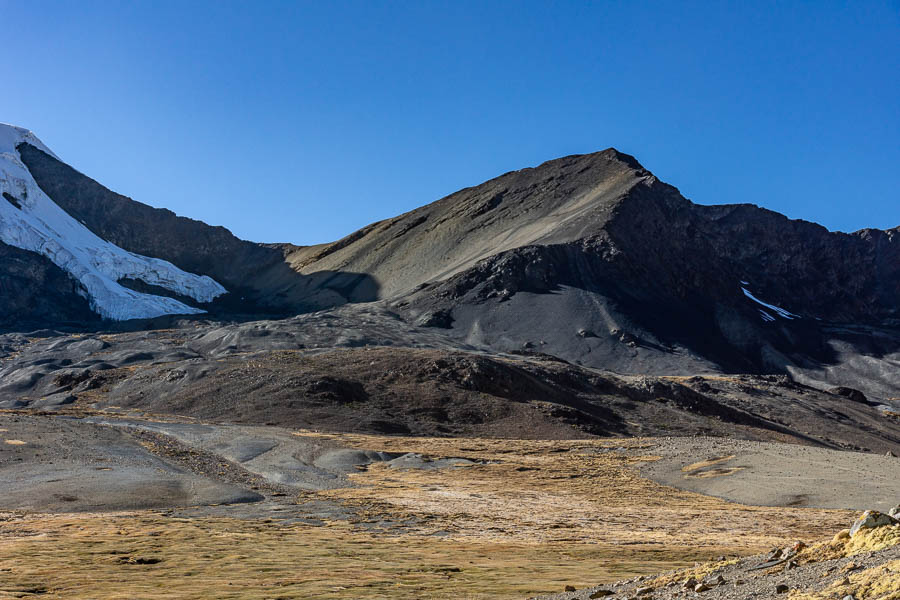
top-left (1, 123), bottom-right (897, 405)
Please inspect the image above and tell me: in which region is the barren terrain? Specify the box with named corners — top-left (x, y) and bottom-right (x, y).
top-left (2, 410), bottom-right (898, 599)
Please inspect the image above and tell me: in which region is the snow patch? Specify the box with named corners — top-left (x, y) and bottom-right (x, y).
top-left (741, 286), bottom-right (798, 321)
top-left (0, 124), bottom-right (226, 320)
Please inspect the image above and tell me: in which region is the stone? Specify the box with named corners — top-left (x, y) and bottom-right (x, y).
top-left (849, 510), bottom-right (898, 536)
top-left (635, 587), bottom-right (652, 595)
top-left (564, 585), bottom-right (576, 592)
top-left (589, 591), bottom-right (614, 599)
top-left (775, 584), bottom-right (789, 593)
top-left (693, 583), bottom-right (711, 592)
top-left (888, 505), bottom-right (900, 519)
top-left (828, 386), bottom-right (869, 404)
top-left (414, 309), bottom-right (453, 329)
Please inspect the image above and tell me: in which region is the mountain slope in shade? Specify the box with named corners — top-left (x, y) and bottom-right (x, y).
top-left (0, 124), bottom-right (226, 320)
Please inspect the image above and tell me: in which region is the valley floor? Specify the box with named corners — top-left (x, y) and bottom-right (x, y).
top-left (3, 411), bottom-right (896, 598)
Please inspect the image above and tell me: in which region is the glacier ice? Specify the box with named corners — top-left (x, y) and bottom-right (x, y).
top-left (0, 123), bottom-right (226, 320)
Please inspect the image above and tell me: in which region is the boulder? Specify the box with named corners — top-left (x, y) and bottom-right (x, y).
top-left (849, 510), bottom-right (898, 536)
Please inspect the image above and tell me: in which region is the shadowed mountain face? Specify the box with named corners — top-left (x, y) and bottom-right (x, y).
top-left (3, 137), bottom-right (898, 405)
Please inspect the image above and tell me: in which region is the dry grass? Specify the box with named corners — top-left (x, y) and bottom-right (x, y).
top-left (790, 526), bottom-right (900, 600)
top-left (798, 523), bottom-right (900, 563)
top-left (819, 559), bottom-right (900, 600)
top-left (0, 433), bottom-right (862, 599)
top-left (644, 557), bottom-right (741, 588)
top-left (681, 455), bottom-right (735, 472)
top-left (306, 433), bottom-right (853, 548)
top-left (0, 513), bottom-right (722, 600)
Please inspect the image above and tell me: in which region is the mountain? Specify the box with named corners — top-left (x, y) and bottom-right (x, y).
top-left (281, 149), bottom-right (900, 401)
top-left (0, 124), bottom-right (226, 321)
top-left (0, 123), bottom-right (898, 413)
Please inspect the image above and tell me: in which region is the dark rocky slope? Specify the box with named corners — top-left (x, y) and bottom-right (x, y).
top-left (1, 311), bottom-right (898, 451)
top-left (0, 241), bottom-right (98, 329)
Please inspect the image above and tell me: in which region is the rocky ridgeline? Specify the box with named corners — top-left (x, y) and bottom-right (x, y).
top-left (545, 508), bottom-right (900, 600)
top-left (1, 135), bottom-right (897, 404)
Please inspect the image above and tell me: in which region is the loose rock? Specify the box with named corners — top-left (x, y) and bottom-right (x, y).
top-left (848, 510), bottom-right (898, 536)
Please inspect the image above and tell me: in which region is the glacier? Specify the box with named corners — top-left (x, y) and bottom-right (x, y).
top-left (0, 123), bottom-right (227, 320)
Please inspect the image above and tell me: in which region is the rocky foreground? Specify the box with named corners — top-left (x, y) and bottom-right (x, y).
top-left (541, 510), bottom-right (900, 600)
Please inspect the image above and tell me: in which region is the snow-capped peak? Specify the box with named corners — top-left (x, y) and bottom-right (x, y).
top-left (0, 123), bottom-right (226, 320)
top-left (0, 123), bottom-right (58, 159)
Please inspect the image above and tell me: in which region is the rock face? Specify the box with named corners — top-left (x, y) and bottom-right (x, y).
top-left (0, 241), bottom-right (98, 327)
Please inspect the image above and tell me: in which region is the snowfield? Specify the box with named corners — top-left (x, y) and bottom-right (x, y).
top-left (0, 123), bottom-right (226, 320)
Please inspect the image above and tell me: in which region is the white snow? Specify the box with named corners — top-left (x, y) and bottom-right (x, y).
top-left (741, 286), bottom-right (798, 321)
top-left (0, 124), bottom-right (226, 320)
top-left (0, 123), bottom-right (58, 159)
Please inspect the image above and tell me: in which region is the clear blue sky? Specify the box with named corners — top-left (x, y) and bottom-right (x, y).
top-left (4, 1), bottom-right (898, 244)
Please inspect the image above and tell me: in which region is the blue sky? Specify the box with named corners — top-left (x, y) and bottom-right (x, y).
top-left (3, 1), bottom-right (898, 244)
